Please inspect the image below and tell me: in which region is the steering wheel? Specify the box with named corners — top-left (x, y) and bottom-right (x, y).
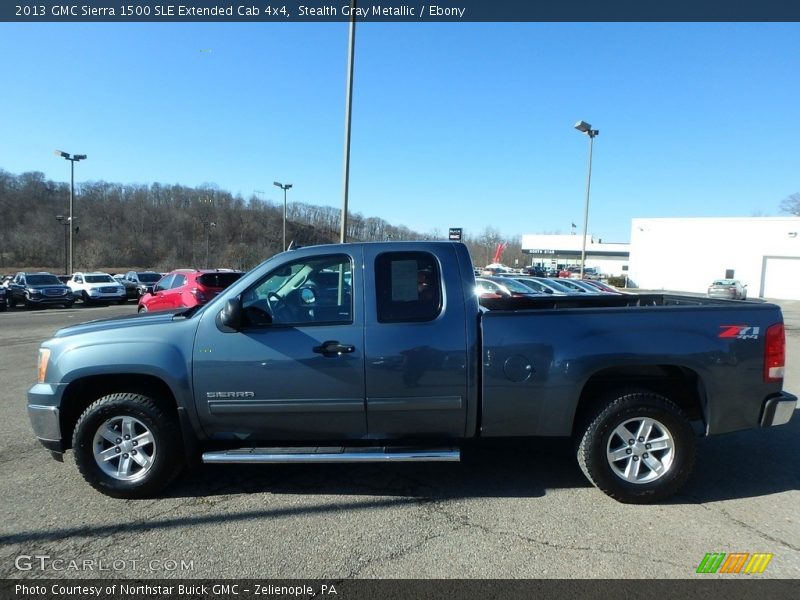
top-left (267, 291), bottom-right (292, 321)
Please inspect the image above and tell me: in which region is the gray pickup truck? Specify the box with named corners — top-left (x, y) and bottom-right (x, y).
top-left (28, 241), bottom-right (796, 503)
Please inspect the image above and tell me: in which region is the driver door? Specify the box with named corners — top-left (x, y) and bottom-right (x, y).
top-left (192, 249), bottom-right (366, 441)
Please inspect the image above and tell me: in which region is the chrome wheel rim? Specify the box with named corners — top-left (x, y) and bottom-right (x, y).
top-left (606, 417), bottom-right (675, 484)
top-left (92, 416), bottom-right (156, 481)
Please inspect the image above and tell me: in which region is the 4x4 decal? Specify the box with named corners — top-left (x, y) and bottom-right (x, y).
top-left (719, 325), bottom-right (760, 340)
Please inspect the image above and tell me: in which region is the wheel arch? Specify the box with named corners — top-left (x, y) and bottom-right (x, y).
top-left (60, 374), bottom-right (193, 455)
top-left (571, 364), bottom-right (707, 438)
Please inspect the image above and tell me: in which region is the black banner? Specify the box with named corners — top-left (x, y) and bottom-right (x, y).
top-left (3, 0), bottom-right (800, 22)
top-left (3, 579), bottom-right (800, 600)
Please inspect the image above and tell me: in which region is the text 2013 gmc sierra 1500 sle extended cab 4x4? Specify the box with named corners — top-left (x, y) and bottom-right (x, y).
top-left (27, 241), bottom-right (796, 503)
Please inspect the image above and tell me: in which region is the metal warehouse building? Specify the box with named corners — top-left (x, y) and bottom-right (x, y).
top-left (627, 217), bottom-right (800, 300)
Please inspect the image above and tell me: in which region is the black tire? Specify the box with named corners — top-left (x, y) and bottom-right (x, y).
top-left (63, 301), bottom-right (75, 309)
top-left (137, 305), bottom-right (147, 314)
top-left (8, 296), bottom-right (16, 309)
top-left (72, 393), bottom-right (185, 498)
top-left (576, 391), bottom-right (696, 504)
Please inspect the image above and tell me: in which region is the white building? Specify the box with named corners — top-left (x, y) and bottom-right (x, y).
top-left (520, 234), bottom-right (629, 276)
top-left (628, 217), bottom-right (800, 300)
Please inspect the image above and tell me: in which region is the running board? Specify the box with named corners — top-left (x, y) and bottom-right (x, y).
top-left (202, 446), bottom-right (460, 464)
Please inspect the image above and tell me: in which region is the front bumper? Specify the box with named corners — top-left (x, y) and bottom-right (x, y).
top-left (28, 383), bottom-right (68, 454)
top-left (25, 295), bottom-right (73, 305)
top-left (761, 392), bottom-right (798, 427)
top-left (86, 291), bottom-right (126, 302)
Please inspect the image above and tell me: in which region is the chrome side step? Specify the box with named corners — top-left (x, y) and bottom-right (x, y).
top-left (202, 446), bottom-right (460, 464)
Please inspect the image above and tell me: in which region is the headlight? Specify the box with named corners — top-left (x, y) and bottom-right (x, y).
top-left (28, 289), bottom-right (41, 296)
top-left (37, 348), bottom-right (51, 383)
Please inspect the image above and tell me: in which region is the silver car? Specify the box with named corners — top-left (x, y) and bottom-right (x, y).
top-left (708, 279), bottom-right (747, 300)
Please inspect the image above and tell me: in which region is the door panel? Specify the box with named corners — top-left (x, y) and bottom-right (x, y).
top-left (192, 249), bottom-right (366, 441)
top-left (362, 245), bottom-right (469, 438)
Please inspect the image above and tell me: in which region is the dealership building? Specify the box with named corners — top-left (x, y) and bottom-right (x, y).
top-left (521, 216), bottom-right (800, 300)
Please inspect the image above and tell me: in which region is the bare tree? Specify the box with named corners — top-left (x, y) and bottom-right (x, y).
top-left (779, 193), bottom-right (800, 216)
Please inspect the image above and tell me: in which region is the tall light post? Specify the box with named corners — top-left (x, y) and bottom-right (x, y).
top-left (55, 215), bottom-right (70, 276)
top-left (340, 0), bottom-right (357, 243)
top-left (574, 121), bottom-right (599, 279)
top-left (54, 150), bottom-right (87, 275)
top-left (273, 181), bottom-right (293, 251)
top-left (202, 221), bottom-right (216, 268)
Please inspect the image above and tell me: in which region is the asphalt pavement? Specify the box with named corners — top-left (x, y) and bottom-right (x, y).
top-left (0, 300), bottom-right (798, 579)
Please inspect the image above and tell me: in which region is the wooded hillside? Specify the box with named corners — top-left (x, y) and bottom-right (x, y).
top-left (0, 169), bottom-right (531, 273)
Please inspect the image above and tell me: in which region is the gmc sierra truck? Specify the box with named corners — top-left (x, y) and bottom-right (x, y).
top-left (27, 241), bottom-right (796, 503)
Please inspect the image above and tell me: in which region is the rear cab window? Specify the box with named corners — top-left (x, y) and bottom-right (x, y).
top-left (375, 251), bottom-right (442, 323)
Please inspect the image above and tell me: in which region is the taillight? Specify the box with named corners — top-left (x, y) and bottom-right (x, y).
top-left (190, 287), bottom-right (208, 302)
top-left (764, 324), bottom-right (785, 382)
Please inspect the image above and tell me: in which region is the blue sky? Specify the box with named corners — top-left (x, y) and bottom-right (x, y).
top-left (1, 22), bottom-right (798, 242)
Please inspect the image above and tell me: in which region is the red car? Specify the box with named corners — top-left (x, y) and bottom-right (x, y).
top-left (137, 269), bottom-right (243, 313)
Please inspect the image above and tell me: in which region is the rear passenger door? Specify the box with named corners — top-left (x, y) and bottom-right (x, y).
top-left (362, 246), bottom-right (469, 438)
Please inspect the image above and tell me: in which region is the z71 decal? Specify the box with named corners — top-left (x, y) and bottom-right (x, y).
top-left (719, 325), bottom-right (760, 340)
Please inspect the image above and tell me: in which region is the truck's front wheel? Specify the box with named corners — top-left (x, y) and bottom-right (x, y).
top-left (576, 391), bottom-right (695, 504)
top-left (72, 393), bottom-right (184, 498)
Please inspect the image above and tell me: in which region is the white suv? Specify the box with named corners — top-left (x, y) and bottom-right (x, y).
top-left (67, 272), bottom-right (127, 304)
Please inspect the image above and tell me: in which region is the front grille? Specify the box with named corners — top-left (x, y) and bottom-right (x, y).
top-left (44, 288), bottom-right (66, 297)
top-left (100, 287), bottom-right (118, 293)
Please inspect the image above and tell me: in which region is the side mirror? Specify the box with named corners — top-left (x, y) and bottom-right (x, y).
top-left (219, 297), bottom-right (243, 331)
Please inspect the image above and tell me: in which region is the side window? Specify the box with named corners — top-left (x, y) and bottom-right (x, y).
top-left (375, 251), bottom-right (442, 323)
top-left (154, 274), bottom-right (174, 292)
top-left (171, 274), bottom-right (187, 289)
top-left (242, 254), bottom-right (353, 327)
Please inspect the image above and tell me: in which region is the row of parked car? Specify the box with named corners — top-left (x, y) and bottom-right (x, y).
top-left (0, 268), bottom-right (244, 313)
top-left (475, 275), bottom-right (623, 300)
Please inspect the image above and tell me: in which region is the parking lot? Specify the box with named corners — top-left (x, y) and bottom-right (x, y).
top-left (0, 300), bottom-right (798, 579)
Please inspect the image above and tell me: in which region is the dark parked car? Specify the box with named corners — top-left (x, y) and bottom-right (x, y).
top-left (708, 279), bottom-right (747, 300)
top-left (475, 276), bottom-right (542, 299)
top-left (521, 265), bottom-right (547, 277)
top-left (7, 272), bottom-right (74, 309)
top-left (121, 271), bottom-right (163, 299)
top-left (138, 269), bottom-right (244, 313)
top-left (511, 276), bottom-right (568, 295)
top-left (555, 278), bottom-right (602, 294)
top-left (0, 286), bottom-right (7, 311)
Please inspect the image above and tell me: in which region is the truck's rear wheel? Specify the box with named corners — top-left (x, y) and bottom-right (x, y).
top-left (72, 393), bottom-right (184, 498)
top-left (576, 391), bottom-right (695, 504)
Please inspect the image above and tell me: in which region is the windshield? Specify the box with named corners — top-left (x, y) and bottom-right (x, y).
top-left (137, 273), bottom-right (161, 283)
top-left (494, 277), bottom-right (534, 294)
top-left (26, 274), bottom-right (61, 286)
top-left (85, 275), bottom-right (115, 283)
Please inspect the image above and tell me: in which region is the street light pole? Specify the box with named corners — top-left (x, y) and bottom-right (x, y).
top-left (273, 181), bottom-right (293, 251)
top-left (204, 221), bottom-right (216, 268)
top-left (573, 121), bottom-right (599, 279)
top-left (341, 0), bottom-right (357, 243)
top-left (55, 150), bottom-right (87, 275)
top-left (55, 216), bottom-right (69, 276)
